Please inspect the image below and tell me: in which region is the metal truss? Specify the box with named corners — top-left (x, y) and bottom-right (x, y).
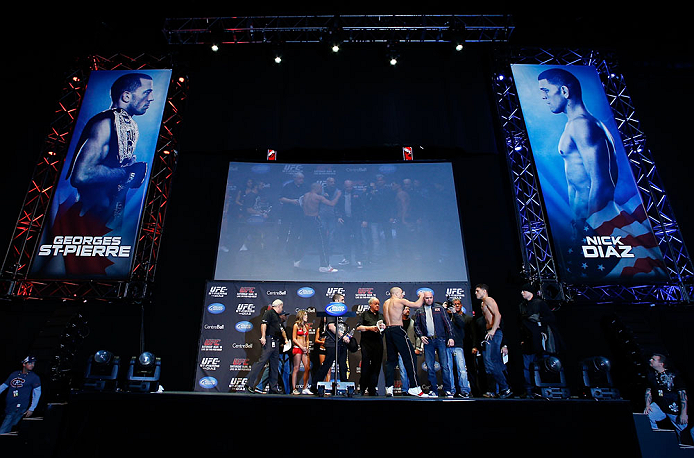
top-left (492, 47), bottom-right (693, 305)
top-left (1, 53), bottom-right (186, 302)
top-left (163, 14), bottom-right (515, 45)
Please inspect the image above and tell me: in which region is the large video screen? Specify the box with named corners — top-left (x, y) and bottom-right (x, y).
top-left (29, 69), bottom-right (171, 279)
top-left (511, 64), bottom-right (668, 283)
top-left (215, 161), bottom-right (469, 283)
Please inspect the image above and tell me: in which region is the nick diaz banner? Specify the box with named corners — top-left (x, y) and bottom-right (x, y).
top-left (195, 280), bottom-right (471, 393)
top-left (511, 64), bottom-right (668, 284)
top-left (29, 69), bottom-right (171, 280)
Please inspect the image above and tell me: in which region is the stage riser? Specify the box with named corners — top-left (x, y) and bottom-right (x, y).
top-left (51, 392), bottom-right (640, 456)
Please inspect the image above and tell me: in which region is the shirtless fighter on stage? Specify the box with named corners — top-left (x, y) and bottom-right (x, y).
top-left (383, 286), bottom-right (428, 397)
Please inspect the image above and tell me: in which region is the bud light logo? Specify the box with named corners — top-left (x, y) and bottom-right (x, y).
top-left (326, 302), bottom-right (348, 316)
top-left (416, 287), bottom-right (434, 296)
top-left (208, 303), bottom-right (226, 314)
top-left (297, 287), bottom-right (315, 298)
top-left (198, 376), bottom-right (218, 389)
top-left (235, 321), bottom-right (253, 332)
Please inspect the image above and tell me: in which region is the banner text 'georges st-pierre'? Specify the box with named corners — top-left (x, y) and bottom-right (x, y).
top-left (30, 69), bottom-right (171, 280)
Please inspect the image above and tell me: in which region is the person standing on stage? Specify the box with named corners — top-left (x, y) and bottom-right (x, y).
top-left (644, 353), bottom-right (693, 444)
top-left (0, 356), bottom-right (41, 434)
top-left (310, 294), bottom-right (351, 394)
top-left (446, 298), bottom-right (472, 398)
top-left (474, 284), bottom-right (512, 398)
top-left (383, 286), bottom-right (428, 397)
top-left (413, 290), bottom-right (454, 397)
top-left (294, 182), bottom-right (342, 273)
top-left (291, 309), bottom-right (312, 395)
top-left (245, 300), bottom-right (290, 395)
top-left (280, 172), bottom-right (308, 261)
top-left (356, 297), bottom-right (386, 396)
top-left (398, 305), bottom-right (421, 393)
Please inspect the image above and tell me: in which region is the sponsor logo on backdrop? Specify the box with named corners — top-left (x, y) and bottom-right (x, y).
top-left (297, 287), bottom-right (315, 298)
top-left (236, 304), bottom-right (256, 316)
top-left (204, 324), bottom-right (225, 330)
top-left (237, 287), bottom-right (257, 299)
top-left (355, 287), bottom-right (375, 300)
top-left (232, 342), bottom-right (253, 349)
top-left (230, 358), bottom-right (251, 371)
top-left (416, 287), bottom-right (434, 296)
top-left (200, 357), bottom-right (221, 371)
top-left (326, 302), bottom-right (348, 316)
top-left (356, 304), bottom-right (370, 313)
top-left (209, 286), bottom-right (228, 298)
top-left (198, 376), bottom-right (218, 389)
top-left (266, 290), bottom-right (287, 296)
top-left (326, 287), bottom-right (345, 298)
top-left (235, 321), bottom-right (253, 332)
top-left (229, 378), bottom-right (249, 391)
top-left (201, 339), bottom-right (223, 352)
top-left (207, 303), bottom-right (226, 314)
top-left (445, 287), bottom-right (466, 298)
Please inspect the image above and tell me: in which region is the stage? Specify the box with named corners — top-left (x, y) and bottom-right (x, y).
top-left (12, 391), bottom-right (642, 456)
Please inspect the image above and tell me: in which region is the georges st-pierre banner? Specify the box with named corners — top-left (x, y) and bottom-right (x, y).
top-left (195, 280), bottom-right (471, 393)
top-left (29, 69), bottom-right (171, 280)
top-left (511, 64), bottom-right (668, 284)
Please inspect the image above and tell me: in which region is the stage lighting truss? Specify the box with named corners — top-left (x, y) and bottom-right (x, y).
top-left (163, 14), bottom-right (514, 46)
top-left (0, 53), bottom-right (187, 302)
top-left (492, 47), bottom-right (694, 305)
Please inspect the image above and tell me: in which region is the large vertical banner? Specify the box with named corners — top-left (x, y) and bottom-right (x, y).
top-left (511, 64), bottom-right (668, 284)
top-left (29, 69), bottom-right (171, 279)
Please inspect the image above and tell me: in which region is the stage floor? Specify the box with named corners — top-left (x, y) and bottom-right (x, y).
top-left (43, 390), bottom-right (642, 456)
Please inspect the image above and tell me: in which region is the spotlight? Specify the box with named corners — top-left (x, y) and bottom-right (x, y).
top-left (531, 355), bottom-right (570, 399)
top-left (332, 44), bottom-right (340, 53)
top-left (455, 43), bottom-right (464, 52)
top-left (211, 44), bottom-right (219, 52)
top-left (82, 350), bottom-right (120, 391)
top-left (390, 57), bottom-right (398, 66)
top-left (274, 55), bottom-right (282, 64)
top-left (581, 356), bottom-right (620, 400)
top-left (125, 352), bottom-right (161, 392)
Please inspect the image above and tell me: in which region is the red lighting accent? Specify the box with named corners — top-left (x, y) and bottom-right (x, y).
top-left (403, 146), bottom-right (413, 161)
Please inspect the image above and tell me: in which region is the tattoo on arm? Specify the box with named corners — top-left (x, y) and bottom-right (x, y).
top-left (645, 388), bottom-right (652, 404)
top-left (678, 390), bottom-right (687, 414)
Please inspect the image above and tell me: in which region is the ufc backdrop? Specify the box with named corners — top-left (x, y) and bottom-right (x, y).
top-left (195, 280), bottom-right (471, 393)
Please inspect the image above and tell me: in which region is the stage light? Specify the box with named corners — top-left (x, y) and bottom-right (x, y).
top-left (211, 44), bottom-right (219, 52)
top-left (455, 43), bottom-right (464, 52)
top-left (332, 44), bottom-right (340, 53)
top-left (390, 57), bottom-right (398, 66)
top-left (531, 355), bottom-right (570, 399)
top-left (274, 55), bottom-right (282, 64)
top-left (82, 350), bottom-right (120, 391)
top-left (581, 356), bottom-right (620, 400)
top-left (125, 352), bottom-right (161, 392)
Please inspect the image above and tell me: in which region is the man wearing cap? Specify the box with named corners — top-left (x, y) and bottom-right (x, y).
top-left (519, 283), bottom-right (561, 397)
top-left (245, 300), bottom-right (290, 394)
top-left (0, 356), bottom-right (41, 434)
